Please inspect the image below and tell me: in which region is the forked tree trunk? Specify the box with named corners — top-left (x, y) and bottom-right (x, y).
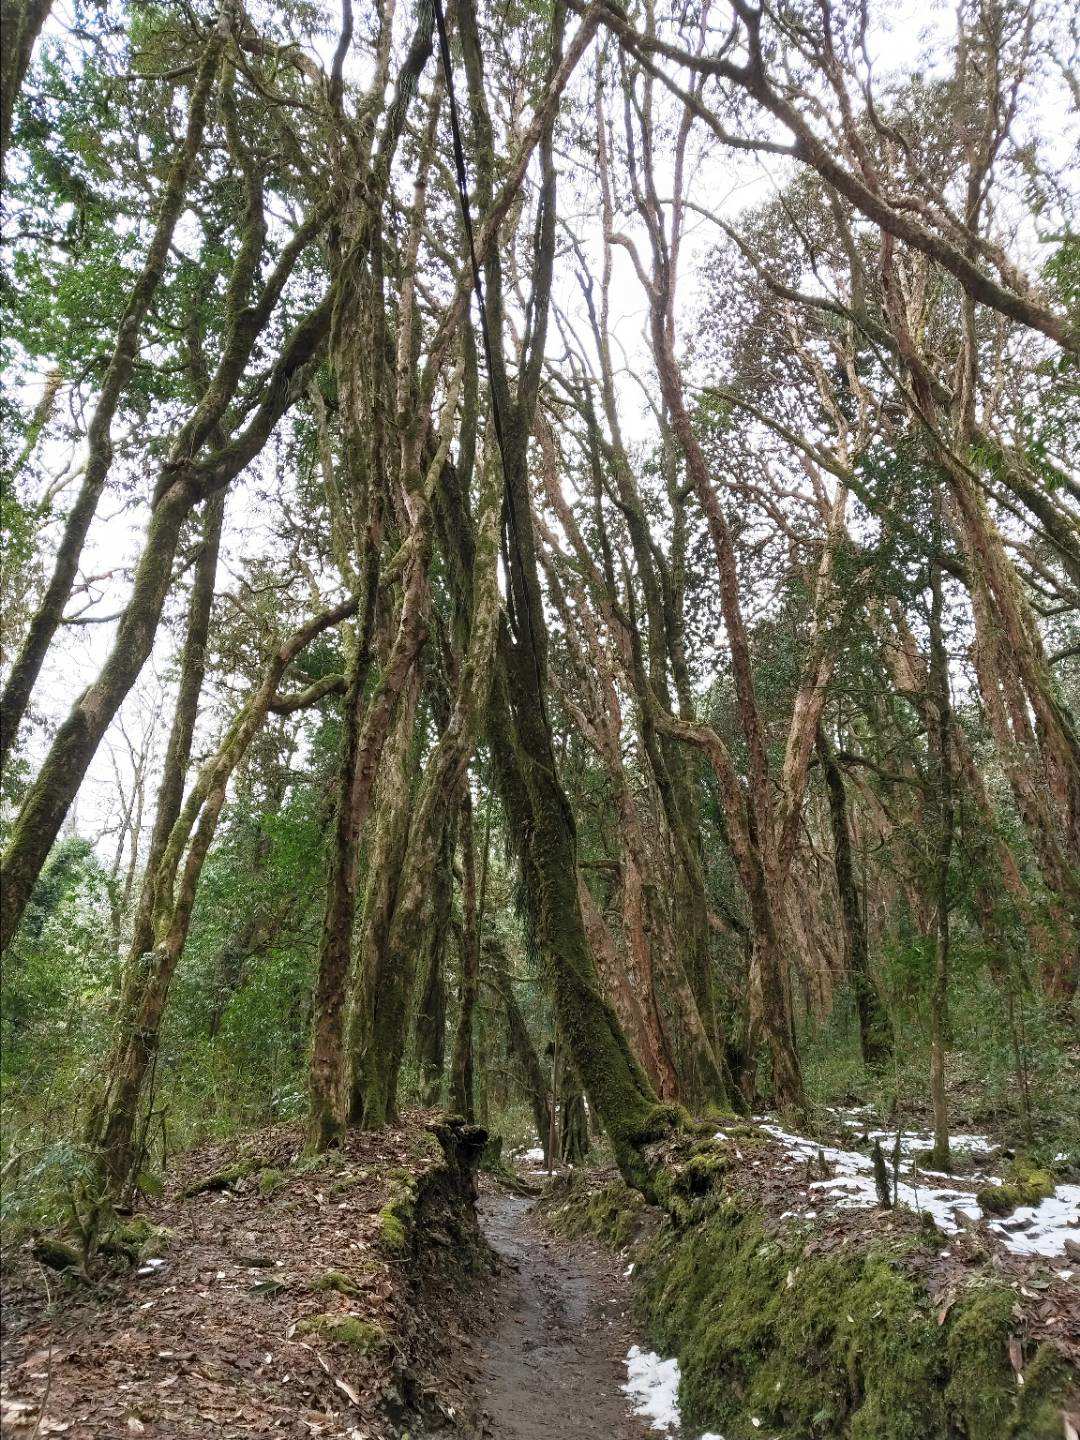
top-left (308, 560), bottom-right (428, 1150)
top-left (97, 599), bottom-right (355, 1188)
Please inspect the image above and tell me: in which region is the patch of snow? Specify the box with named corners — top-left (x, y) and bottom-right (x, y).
top-left (622, 1347), bottom-right (729, 1439)
top-left (520, 1146), bottom-right (546, 1165)
top-left (807, 1172), bottom-right (981, 1233)
top-left (759, 1121), bottom-right (1080, 1257)
top-left (136, 1258), bottom-right (166, 1276)
top-left (623, 1346), bottom-right (682, 1432)
top-left (986, 1187), bottom-right (1080, 1256)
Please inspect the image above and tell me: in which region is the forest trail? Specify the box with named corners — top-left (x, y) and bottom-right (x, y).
top-left (473, 1188), bottom-right (653, 1440)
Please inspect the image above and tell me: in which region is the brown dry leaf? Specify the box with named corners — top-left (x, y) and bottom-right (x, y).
top-left (1007, 1336), bottom-right (1024, 1379)
top-left (334, 1375), bottom-right (361, 1405)
top-left (0, 1398), bottom-right (37, 1428)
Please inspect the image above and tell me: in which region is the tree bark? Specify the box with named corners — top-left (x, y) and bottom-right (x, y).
top-left (816, 727), bottom-right (890, 1067)
top-left (0, 0), bottom-right (53, 172)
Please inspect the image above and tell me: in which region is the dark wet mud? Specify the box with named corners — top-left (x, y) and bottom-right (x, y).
top-left (471, 1189), bottom-right (654, 1440)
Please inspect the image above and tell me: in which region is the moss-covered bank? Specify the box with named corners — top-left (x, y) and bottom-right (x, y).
top-left (541, 1166), bottom-right (1076, 1440)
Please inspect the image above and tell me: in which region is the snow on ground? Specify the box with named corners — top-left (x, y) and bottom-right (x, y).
top-left (623, 1347), bottom-right (682, 1431)
top-left (986, 1186), bottom-right (1080, 1256)
top-left (755, 1120), bottom-right (1080, 1258)
top-left (622, 1347), bottom-right (725, 1439)
top-left (509, 1143), bottom-right (550, 1174)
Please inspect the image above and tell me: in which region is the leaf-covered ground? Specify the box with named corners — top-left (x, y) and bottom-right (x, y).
top-left (1, 1114), bottom-right (493, 1438)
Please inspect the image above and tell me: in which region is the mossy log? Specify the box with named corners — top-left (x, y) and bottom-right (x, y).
top-left (976, 1161), bottom-right (1055, 1217)
top-left (180, 1156), bottom-right (260, 1197)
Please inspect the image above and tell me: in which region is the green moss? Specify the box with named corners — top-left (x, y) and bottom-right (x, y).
top-left (554, 1170), bottom-right (1074, 1440)
top-left (295, 1313), bottom-right (385, 1354)
top-left (31, 1236), bottom-right (82, 1271)
top-left (536, 1128), bottom-right (1074, 1440)
top-left (181, 1157), bottom-right (259, 1197)
top-left (1013, 1343), bottom-right (1077, 1439)
top-left (111, 1216), bottom-right (173, 1260)
top-left (293, 1149), bottom-right (346, 1177)
top-left (840, 1259), bottom-right (945, 1440)
top-left (377, 1176), bottom-right (418, 1254)
top-left (542, 1173), bottom-right (647, 1249)
top-left (976, 1161), bottom-right (1054, 1217)
top-left (945, 1287), bottom-right (1017, 1439)
top-left (645, 1208), bottom-right (1055, 1440)
top-left (258, 1167), bottom-right (285, 1196)
top-left (946, 1287), bottom-right (1079, 1440)
top-left (313, 1269), bottom-right (363, 1296)
top-left (379, 1208), bottom-right (408, 1251)
top-left (657, 1143), bottom-right (732, 1225)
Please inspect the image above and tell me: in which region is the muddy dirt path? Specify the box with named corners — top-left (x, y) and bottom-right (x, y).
top-left (471, 1188), bottom-right (654, 1440)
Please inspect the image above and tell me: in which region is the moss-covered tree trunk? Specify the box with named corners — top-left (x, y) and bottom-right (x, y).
top-left (448, 792), bottom-right (482, 1123)
top-left (488, 650), bottom-right (667, 1185)
top-left (414, 812), bottom-right (456, 1105)
top-left (352, 447), bottom-right (499, 1127)
top-left (346, 678), bottom-right (421, 1126)
top-left (816, 727), bottom-right (891, 1068)
top-left (487, 952), bottom-right (552, 1162)
top-left (87, 489), bottom-right (224, 1152)
top-left (308, 563), bottom-right (427, 1150)
top-left (927, 549), bottom-right (954, 1172)
top-left (97, 599), bottom-right (355, 1189)
top-left (434, 0), bottom-right (674, 1187)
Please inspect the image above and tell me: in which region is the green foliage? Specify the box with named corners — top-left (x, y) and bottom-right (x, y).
top-left (1, 840), bottom-right (116, 1153)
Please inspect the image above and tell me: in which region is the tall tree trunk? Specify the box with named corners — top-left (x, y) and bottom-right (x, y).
top-left (449, 790), bottom-right (486, 1123)
top-left (346, 675), bottom-right (421, 1126)
top-left (128, 495), bottom-right (224, 960)
top-left (308, 559), bottom-right (427, 1150)
top-left (414, 810), bottom-right (456, 1105)
top-left (97, 598), bottom-right (354, 1188)
top-left (0, 0), bottom-right (53, 172)
top-left (87, 492), bottom-right (224, 1148)
top-left (816, 727), bottom-right (890, 1067)
top-left (443, 0), bottom-right (674, 1186)
top-left (927, 550), bottom-right (954, 1172)
top-left (0, 26), bottom-right (225, 772)
top-left (487, 955), bottom-right (552, 1161)
top-left (352, 442), bottom-right (499, 1126)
